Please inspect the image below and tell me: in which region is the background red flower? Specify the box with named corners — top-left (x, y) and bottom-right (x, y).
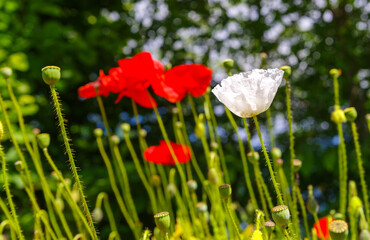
top-left (314, 217), bottom-right (332, 239)
top-left (78, 72), bottom-right (109, 99)
top-left (144, 140), bottom-right (191, 165)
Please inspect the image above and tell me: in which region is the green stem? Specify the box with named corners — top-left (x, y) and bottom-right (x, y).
top-left (266, 108), bottom-right (276, 148)
top-left (49, 85), bottom-right (97, 239)
top-left (0, 145), bottom-right (24, 240)
top-left (253, 116), bottom-right (284, 205)
top-left (98, 193), bottom-right (120, 239)
top-left (337, 122), bottom-right (347, 215)
top-left (225, 108), bottom-right (258, 209)
top-left (350, 121), bottom-right (369, 226)
top-left (96, 136), bottom-right (139, 239)
top-left (296, 184), bottom-right (310, 239)
top-left (223, 200), bottom-right (241, 240)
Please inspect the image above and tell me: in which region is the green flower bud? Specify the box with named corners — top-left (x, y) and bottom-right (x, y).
top-left (344, 107), bottom-right (357, 122)
top-left (139, 129), bottom-right (147, 138)
top-left (151, 175), bottom-right (161, 188)
top-left (41, 66), bottom-right (61, 86)
top-left (260, 52), bottom-right (268, 67)
top-left (196, 202), bottom-right (208, 212)
top-left (187, 180), bottom-right (198, 192)
top-left (330, 68), bottom-right (342, 78)
top-left (92, 208), bottom-right (103, 223)
top-left (210, 142), bottom-right (218, 150)
top-left (271, 205), bottom-right (290, 227)
top-left (247, 151), bottom-right (260, 164)
top-left (175, 121), bottom-right (182, 129)
top-left (166, 183), bottom-right (176, 197)
top-left (307, 185), bottom-right (319, 214)
top-left (348, 196), bottom-right (363, 217)
top-left (195, 121), bottom-right (205, 138)
top-left (277, 158), bottom-right (284, 167)
top-left (55, 198), bottom-right (64, 211)
top-left (171, 107), bottom-right (178, 114)
top-left (208, 168), bottom-right (219, 186)
top-left (37, 133), bottom-right (50, 149)
top-left (293, 159), bottom-right (302, 172)
top-left (329, 220), bottom-right (348, 240)
top-left (71, 190), bottom-right (80, 203)
top-left (110, 135), bottom-right (120, 145)
top-left (218, 184), bottom-right (232, 200)
top-left (32, 128), bottom-right (41, 136)
top-left (93, 128), bottom-right (103, 137)
top-left (250, 230), bottom-right (263, 240)
top-left (50, 171), bottom-right (60, 182)
top-left (154, 212), bottom-right (170, 234)
top-left (0, 67), bottom-right (12, 79)
top-left (0, 121), bottom-right (3, 142)
top-left (331, 109), bottom-right (347, 124)
top-left (271, 147), bottom-right (282, 160)
top-left (222, 59), bottom-right (234, 70)
top-left (14, 161), bottom-right (24, 172)
top-left (280, 65), bottom-right (291, 79)
top-left (209, 151), bottom-right (219, 167)
top-left (360, 229), bottom-right (370, 240)
top-left (121, 123), bottom-right (131, 133)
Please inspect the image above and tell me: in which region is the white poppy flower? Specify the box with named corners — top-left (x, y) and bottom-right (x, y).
top-left (212, 68), bottom-right (284, 118)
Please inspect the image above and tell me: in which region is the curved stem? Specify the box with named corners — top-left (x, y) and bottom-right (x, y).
top-left (49, 86), bottom-right (97, 239)
top-left (223, 200), bottom-right (241, 240)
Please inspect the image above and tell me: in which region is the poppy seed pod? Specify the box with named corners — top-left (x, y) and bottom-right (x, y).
top-left (154, 212), bottom-right (171, 234)
top-left (187, 180), bottom-right (198, 192)
top-left (344, 107), bottom-right (357, 122)
top-left (92, 208), bottom-right (104, 223)
top-left (93, 128), bottom-right (103, 138)
top-left (14, 161), bottom-right (24, 172)
top-left (110, 135), bottom-right (120, 145)
top-left (151, 175), bottom-right (161, 188)
top-left (280, 65), bottom-right (291, 79)
top-left (265, 220), bottom-right (276, 233)
top-left (196, 202), bottom-right (208, 212)
top-left (271, 205), bottom-right (290, 227)
top-left (222, 59), bottom-right (234, 70)
top-left (331, 109), bottom-right (347, 124)
top-left (37, 133), bottom-right (51, 149)
top-left (121, 123), bottom-right (131, 133)
top-left (360, 229), bottom-right (370, 240)
top-left (247, 151), bottom-right (260, 164)
top-left (329, 220), bottom-right (348, 240)
top-left (41, 66), bottom-right (61, 86)
top-left (329, 68), bottom-right (342, 78)
top-left (218, 184), bottom-right (232, 200)
top-left (271, 147), bottom-right (282, 160)
top-left (0, 67), bottom-right (12, 79)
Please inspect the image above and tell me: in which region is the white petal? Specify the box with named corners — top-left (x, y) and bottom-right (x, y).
top-left (212, 68), bottom-right (283, 118)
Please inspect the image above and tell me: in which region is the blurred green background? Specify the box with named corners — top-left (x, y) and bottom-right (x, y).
top-left (0, 0), bottom-right (369, 237)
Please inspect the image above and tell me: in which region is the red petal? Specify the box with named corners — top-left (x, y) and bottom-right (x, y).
top-left (144, 140), bottom-right (191, 165)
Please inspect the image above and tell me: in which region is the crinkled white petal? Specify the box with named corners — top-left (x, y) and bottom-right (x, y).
top-left (212, 68), bottom-right (283, 118)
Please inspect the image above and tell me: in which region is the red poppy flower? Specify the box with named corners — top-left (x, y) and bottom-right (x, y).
top-left (314, 217), bottom-right (332, 239)
top-left (78, 71), bottom-right (109, 99)
top-left (144, 140), bottom-right (191, 165)
top-left (151, 64), bottom-right (212, 103)
top-left (115, 86), bottom-right (157, 108)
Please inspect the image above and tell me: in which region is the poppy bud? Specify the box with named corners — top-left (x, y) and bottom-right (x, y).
top-left (247, 151), bottom-right (260, 164)
top-left (171, 107), bottom-right (178, 114)
top-left (271, 147), bottom-right (282, 160)
top-left (121, 123), bottom-right (131, 133)
top-left (51, 171), bottom-right (60, 182)
top-left (41, 66), bottom-right (61, 86)
top-left (14, 161), bottom-right (24, 172)
top-left (32, 128), bottom-right (41, 136)
top-left (71, 190), bottom-right (80, 203)
top-left (260, 52), bottom-right (268, 66)
top-left (208, 168), bottom-right (219, 186)
top-left (0, 121), bottom-right (3, 142)
top-left (344, 107), bottom-right (357, 122)
top-left (93, 128), bottom-right (103, 138)
top-left (329, 68), bottom-right (342, 78)
top-left (140, 129), bottom-right (147, 138)
top-left (195, 121), bottom-right (205, 138)
top-left (307, 185), bottom-right (319, 214)
top-left (222, 59), bottom-right (234, 71)
top-left (166, 183), bottom-right (176, 197)
top-left (218, 184), bottom-right (232, 201)
top-left (280, 65), bottom-right (291, 79)
top-left (293, 159), bottom-right (302, 172)
top-left (277, 158), bottom-right (284, 167)
top-left (55, 198), bottom-right (64, 211)
top-left (92, 208), bottom-right (103, 223)
top-left (209, 151), bottom-right (219, 167)
top-left (331, 109), bottom-right (347, 124)
top-left (151, 175), bottom-right (161, 188)
top-left (196, 202), bottom-right (208, 212)
top-left (37, 133), bottom-right (50, 149)
top-left (329, 220), bottom-right (348, 240)
top-left (360, 229), bottom-right (370, 240)
top-left (175, 121), bottom-right (182, 129)
top-left (210, 142), bottom-right (218, 150)
top-left (154, 212), bottom-right (171, 234)
top-left (348, 196), bottom-right (363, 217)
top-left (187, 180), bottom-right (198, 192)
top-left (271, 205), bottom-right (290, 227)
top-left (0, 67), bottom-right (12, 79)
top-left (110, 135), bottom-right (120, 145)
top-left (250, 230), bottom-right (263, 240)
top-left (64, 178), bottom-right (72, 187)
